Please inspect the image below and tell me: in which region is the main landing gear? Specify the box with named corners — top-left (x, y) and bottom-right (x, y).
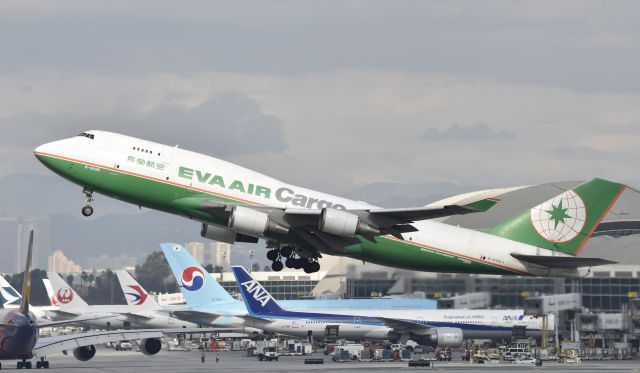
top-left (36, 357), bottom-right (50, 369)
top-left (81, 188), bottom-right (94, 217)
top-left (266, 246), bottom-right (321, 274)
top-left (16, 359), bottom-right (32, 369)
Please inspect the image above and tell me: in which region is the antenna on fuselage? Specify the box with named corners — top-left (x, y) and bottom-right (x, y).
top-left (19, 230), bottom-right (34, 315)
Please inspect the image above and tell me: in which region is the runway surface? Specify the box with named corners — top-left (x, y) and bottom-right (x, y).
top-left (6, 349), bottom-right (640, 372)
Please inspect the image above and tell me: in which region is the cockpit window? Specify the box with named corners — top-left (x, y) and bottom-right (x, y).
top-left (78, 132), bottom-right (95, 139)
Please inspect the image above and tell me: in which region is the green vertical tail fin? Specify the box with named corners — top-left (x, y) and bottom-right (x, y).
top-left (484, 178), bottom-right (625, 255)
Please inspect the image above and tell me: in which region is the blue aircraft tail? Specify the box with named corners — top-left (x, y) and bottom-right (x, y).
top-left (231, 266), bottom-right (285, 315)
top-left (160, 243), bottom-right (235, 307)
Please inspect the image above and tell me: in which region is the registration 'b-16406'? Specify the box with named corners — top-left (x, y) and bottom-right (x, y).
top-left (35, 130), bottom-right (625, 276)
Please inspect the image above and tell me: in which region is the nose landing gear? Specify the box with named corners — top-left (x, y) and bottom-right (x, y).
top-left (81, 188), bottom-right (94, 217)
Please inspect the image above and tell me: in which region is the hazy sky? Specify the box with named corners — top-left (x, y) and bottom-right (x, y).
top-left (2, 0), bottom-right (640, 195)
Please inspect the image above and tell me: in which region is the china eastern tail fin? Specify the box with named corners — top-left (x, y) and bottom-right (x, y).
top-left (160, 243), bottom-right (235, 308)
top-left (485, 178), bottom-right (625, 255)
top-left (231, 266), bottom-right (285, 316)
top-left (115, 270), bottom-right (161, 311)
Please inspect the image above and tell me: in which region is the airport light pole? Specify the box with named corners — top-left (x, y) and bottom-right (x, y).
top-left (249, 250), bottom-right (254, 273)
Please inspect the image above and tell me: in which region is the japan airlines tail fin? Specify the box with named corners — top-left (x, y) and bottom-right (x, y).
top-left (231, 266), bottom-right (284, 316)
top-left (42, 278), bottom-right (59, 308)
top-left (160, 243), bottom-right (235, 308)
top-left (47, 272), bottom-right (89, 309)
top-left (485, 178), bottom-right (625, 256)
top-left (115, 270), bottom-right (161, 311)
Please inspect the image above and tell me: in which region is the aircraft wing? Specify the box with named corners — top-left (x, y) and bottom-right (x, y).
top-left (511, 254), bottom-right (617, 268)
top-left (34, 329), bottom-right (163, 357)
top-left (34, 327), bottom-right (238, 358)
top-left (36, 314), bottom-right (115, 328)
top-left (185, 196), bottom-right (499, 246)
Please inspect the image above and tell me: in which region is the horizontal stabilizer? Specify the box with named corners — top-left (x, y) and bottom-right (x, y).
top-left (512, 253), bottom-right (616, 268)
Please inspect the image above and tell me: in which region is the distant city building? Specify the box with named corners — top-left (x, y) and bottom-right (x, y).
top-left (213, 242), bottom-right (231, 267)
top-left (48, 250), bottom-right (81, 273)
top-left (88, 254), bottom-right (137, 271)
top-left (186, 242), bottom-right (205, 264)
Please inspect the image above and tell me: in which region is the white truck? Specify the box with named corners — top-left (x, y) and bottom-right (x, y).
top-left (255, 340), bottom-right (279, 361)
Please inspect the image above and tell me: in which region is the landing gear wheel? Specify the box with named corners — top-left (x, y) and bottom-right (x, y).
top-left (44, 362), bottom-right (49, 369)
top-left (25, 362), bottom-right (32, 369)
top-left (271, 261), bottom-right (283, 272)
top-left (81, 205), bottom-right (94, 217)
top-left (36, 362), bottom-right (41, 369)
top-left (17, 361), bottom-right (22, 369)
top-left (266, 249), bottom-right (279, 261)
top-left (294, 258), bottom-right (308, 270)
top-left (285, 257), bottom-right (296, 268)
top-left (310, 261), bottom-right (320, 273)
top-left (280, 246), bottom-right (294, 258)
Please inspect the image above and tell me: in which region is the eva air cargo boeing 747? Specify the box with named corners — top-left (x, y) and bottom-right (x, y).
top-left (35, 131), bottom-right (624, 276)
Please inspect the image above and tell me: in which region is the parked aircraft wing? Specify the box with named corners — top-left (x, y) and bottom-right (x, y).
top-left (34, 327), bottom-right (237, 358)
top-left (36, 314), bottom-right (116, 328)
top-left (511, 254), bottom-right (616, 268)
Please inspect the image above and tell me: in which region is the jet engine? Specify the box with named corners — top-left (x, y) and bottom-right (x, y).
top-left (201, 223), bottom-right (237, 243)
top-left (72, 345), bottom-right (96, 361)
top-left (228, 206), bottom-right (289, 236)
top-left (427, 327), bottom-right (464, 347)
top-left (139, 338), bottom-right (162, 355)
top-left (318, 208), bottom-right (380, 237)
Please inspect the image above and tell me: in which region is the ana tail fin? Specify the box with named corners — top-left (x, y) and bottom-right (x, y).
top-left (231, 266), bottom-right (284, 315)
top-left (485, 178), bottom-right (625, 255)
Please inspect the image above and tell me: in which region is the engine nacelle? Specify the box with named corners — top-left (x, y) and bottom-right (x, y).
top-left (428, 327), bottom-right (464, 347)
top-left (72, 345), bottom-right (96, 361)
top-left (139, 338), bottom-right (162, 355)
top-left (201, 223), bottom-right (237, 243)
top-left (228, 206), bottom-right (289, 236)
top-left (318, 208), bottom-right (380, 237)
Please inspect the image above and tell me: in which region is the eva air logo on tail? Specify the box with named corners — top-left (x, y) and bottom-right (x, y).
top-left (530, 190), bottom-right (586, 243)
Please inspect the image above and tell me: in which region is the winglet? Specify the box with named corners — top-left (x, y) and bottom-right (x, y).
top-left (464, 197), bottom-right (500, 212)
top-left (231, 266), bottom-right (284, 315)
top-left (20, 230), bottom-right (34, 315)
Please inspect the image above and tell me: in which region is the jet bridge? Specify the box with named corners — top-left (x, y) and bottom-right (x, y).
top-left (437, 292), bottom-right (490, 309)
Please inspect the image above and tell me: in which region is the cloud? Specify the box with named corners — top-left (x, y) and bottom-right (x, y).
top-left (422, 122), bottom-right (516, 142)
top-left (0, 93), bottom-right (287, 157)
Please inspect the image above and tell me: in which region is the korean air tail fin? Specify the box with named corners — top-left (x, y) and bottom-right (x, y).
top-left (485, 178), bottom-right (625, 255)
top-left (160, 243), bottom-right (235, 308)
top-left (47, 272), bottom-right (89, 309)
top-left (231, 266), bottom-right (284, 315)
top-left (115, 270), bottom-right (161, 311)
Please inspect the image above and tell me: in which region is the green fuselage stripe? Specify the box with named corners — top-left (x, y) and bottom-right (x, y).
top-left (36, 152), bottom-right (525, 276)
